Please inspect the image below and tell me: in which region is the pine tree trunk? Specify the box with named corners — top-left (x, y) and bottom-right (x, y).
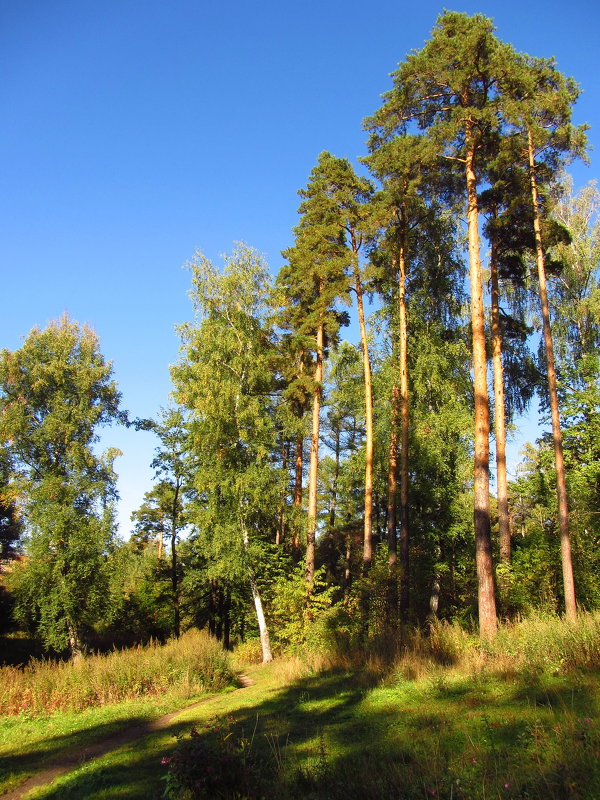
top-left (387, 383), bottom-right (399, 565)
top-left (527, 129), bottom-right (577, 620)
top-left (157, 515), bottom-right (164, 560)
top-left (490, 228), bottom-right (511, 569)
top-left (353, 243), bottom-right (374, 573)
top-left (386, 255), bottom-right (400, 622)
top-left (306, 316), bottom-right (324, 588)
top-left (398, 225), bottom-right (410, 622)
top-left (465, 119), bottom-right (497, 639)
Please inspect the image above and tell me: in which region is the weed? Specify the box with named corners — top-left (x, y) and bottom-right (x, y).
top-left (161, 715), bottom-right (265, 799)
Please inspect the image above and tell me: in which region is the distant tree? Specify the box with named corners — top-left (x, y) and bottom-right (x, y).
top-left (0, 316), bottom-right (122, 657)
top-left (145, 407), bottom-right (190, 638)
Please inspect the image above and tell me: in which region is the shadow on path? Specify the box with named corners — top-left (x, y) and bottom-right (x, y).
top-left (0, 676), bottom-right (253, 800)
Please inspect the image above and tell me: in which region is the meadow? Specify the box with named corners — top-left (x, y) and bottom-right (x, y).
top-left (1, 614), bottom-right (599, 799)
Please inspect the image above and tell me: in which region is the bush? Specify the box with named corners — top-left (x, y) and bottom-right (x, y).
top-left (161, 715), bottom-right (264, 799)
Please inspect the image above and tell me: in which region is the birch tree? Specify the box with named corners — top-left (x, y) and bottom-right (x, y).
top-left (172, 245), bottom-right (278, 662)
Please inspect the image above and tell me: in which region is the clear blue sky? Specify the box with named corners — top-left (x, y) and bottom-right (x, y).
top-left (2, 0), bottom-right (598, 535)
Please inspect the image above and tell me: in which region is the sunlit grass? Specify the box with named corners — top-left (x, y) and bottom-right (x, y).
top-left (0, 629), bottom-right (233, 716)
top-left (2, 615), bottom-right (600, 798)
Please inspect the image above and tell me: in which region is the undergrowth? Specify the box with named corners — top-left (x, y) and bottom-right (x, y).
top-left (157, 613), bottom-right (600, 799)
top-left (0, 629), bottom-right (233, 716)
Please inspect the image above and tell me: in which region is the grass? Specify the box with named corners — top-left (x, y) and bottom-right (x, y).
top-left (0, 629), bottom-right (233, 716)
top-left (3, 613), bottom-right (600, 799)
top-left (0, 629), bottom-right (236, 796)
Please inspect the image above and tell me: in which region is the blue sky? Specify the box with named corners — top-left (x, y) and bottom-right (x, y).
top-left (2, 0), bottom-right (598, 535)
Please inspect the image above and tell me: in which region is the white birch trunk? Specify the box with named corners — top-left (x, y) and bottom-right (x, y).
top-left (241, 519), bottom-right (273, 663)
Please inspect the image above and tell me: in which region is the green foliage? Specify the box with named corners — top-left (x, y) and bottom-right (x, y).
top-left (173, 245), bottom-right (281, 578)
top-left (162, 715), bottom-right (264, 800)
top-left (102, 540), bottom-right (177, 640)
top-left (0, 316), bottom-right (123, 654)
top-left (267, 564), bottom-right (335, 650)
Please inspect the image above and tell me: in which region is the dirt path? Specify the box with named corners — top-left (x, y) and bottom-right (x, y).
top-left (1, 675), bottom-right (254, 800)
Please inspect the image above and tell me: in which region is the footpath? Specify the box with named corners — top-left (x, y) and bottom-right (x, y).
top-left (2, 675), bottom-right (254, 800)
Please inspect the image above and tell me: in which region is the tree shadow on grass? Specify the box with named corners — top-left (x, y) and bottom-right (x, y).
top-left (13, 667), bottom-right (600, 800)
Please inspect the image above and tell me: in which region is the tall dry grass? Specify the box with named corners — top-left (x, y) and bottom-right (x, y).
top-left (389, 611), bottom-right (600, 682)
top-left (0, 629), bottom-right (233, 716)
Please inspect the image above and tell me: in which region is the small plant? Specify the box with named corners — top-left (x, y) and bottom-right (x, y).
top-left (161, 715), bottom-right (264, 799)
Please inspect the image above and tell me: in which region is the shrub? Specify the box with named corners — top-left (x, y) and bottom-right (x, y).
top-left (161, 715), bottom-right (264, 799)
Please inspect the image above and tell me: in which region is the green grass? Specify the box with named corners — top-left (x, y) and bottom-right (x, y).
top-left (3, 614), bottom-right (600, 799)
top-left (11, 656), bottom-right (599, 800)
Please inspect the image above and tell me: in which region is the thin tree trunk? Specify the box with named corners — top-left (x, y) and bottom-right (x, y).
top-left (397, 221), bottom-right (410, 622)
top-left (527, 129), bottom-right (577, 620)
top-left (223, 591), bottom-right (231, 651)
top-left (216, 589), bottom-right (224, 641)
top-left (241, 519), bottom-right (273, 663)
top-left (276, 439), bottom-right (288, 546)
top-left (306, 314), bottom-right (324, 588)
top-left (490, 224), bottom-right (511, 569)
top-left (329, 427), bottom-right (340, 530)
top-left (208, 580), bottom-right (217, 636)
top-left (352, 239), bottom-right (374, 573)
top-left (387, 254), bottom-right (400, 623)
top-left (157, 515), bottom-right (164, 560)
top-left (429, 544), bottom-right (442, 618)
top-left (387, 382), bottom-right (399, 565)
top-left (465, 119), bottom-right (497, 639)
top-left (171, 480), bottom-right (181, 638)
top-left (292, 435), bottom-right (303, 561)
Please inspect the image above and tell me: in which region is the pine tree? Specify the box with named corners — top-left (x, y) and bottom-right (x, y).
top-left (502, 54), bottom-right (588, 619)
top-left (277, 159), bottom-right (350, 589)
top-left (363, 10), bottom-right (525, 637)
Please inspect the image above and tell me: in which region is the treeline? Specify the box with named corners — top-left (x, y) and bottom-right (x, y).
top-left (1, 11), bottom-right (599, 662)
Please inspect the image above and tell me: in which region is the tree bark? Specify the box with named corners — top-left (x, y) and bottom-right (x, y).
top-left (67, 619), bottom-right (83, 661)
top-left (387, 384), bottom-right (399, 565)
top-left (490, 226), bottom-right (511, 569)
top-left (352, 238), bottom-right (374, 573)
top-left (306, 314), bottom-right (324, 588)
top-left (465, 119), bottom-right (497, 639)
top-left (397, 220), bottom-right (410, 622)
top-left (241, 519), bottom-right (273, 662)
top-left (527, 129), bottom-right (577, 620)
top-left (292, 435), bottom-right (303, 561)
